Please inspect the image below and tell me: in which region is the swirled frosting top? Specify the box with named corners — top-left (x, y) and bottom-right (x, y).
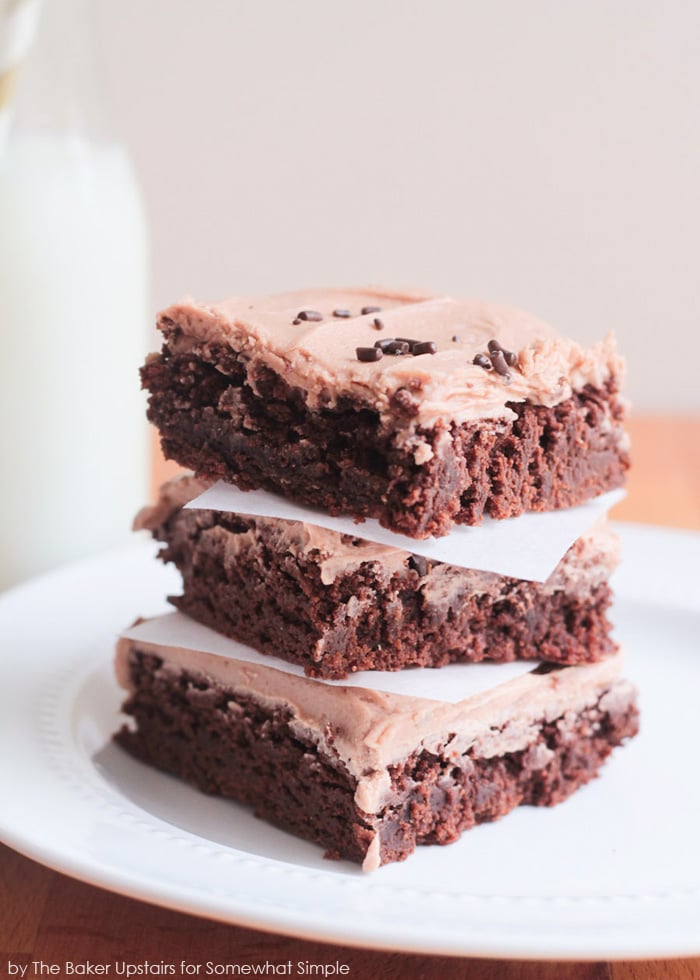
top-left (158, 287), bottom-right (623, 427)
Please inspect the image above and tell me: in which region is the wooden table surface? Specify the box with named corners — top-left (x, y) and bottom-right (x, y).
top-left (2, 416), bottom-right (699, 980)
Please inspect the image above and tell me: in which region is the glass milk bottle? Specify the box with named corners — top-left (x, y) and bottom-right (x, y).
top-left (0, 0), bottom-right (149, 590)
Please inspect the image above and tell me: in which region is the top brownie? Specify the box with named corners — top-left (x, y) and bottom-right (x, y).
top-left (142, 287), bottom-right (629, 539)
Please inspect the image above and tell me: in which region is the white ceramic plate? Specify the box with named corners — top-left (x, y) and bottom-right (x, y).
top-left (0, 524), bottom-right (699, 960)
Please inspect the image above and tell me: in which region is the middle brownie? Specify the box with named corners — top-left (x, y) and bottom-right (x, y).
top-left (138, 475), bottom-right (619, 680)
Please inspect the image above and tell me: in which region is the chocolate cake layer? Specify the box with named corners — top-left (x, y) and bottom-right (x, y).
top-left (142, 288), bottom-right (629, 539)
top-left (115, 631), bottom-right (638, 870)
top-left (137, 475), bottom-right (619, 679)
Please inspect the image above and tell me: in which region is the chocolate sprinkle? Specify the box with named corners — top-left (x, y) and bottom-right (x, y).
top-left (292, 318), bottom-right (302, 325)
top-left (384, 340), bottom-right (410, 355)
top-left (473, 353), bottom-right (492, 369)
top-left (333, 308), bottom-right (351, 318)
top-left (361, 305), bottom-right (382, 315)
top-left (297, 310), bottom-right (323, 322)
top-left (374, 338), bottom-right (409, 355)
top-left (408, 554), bottom-right (428, 576)
top-left (396, 337), bottom-right (419, 352)
top-left (482, 339), bottom-right (516, 379)
top-left (452, 335), bottom-right (460, 342)
top-left (412, 341), bottom-right (437, 356)
top-left (372, 317), bottom-right (384, 331)
top-left (356, 346), bottom-right (383, 362)
top-left (489, 349), bottom-right (512, 380)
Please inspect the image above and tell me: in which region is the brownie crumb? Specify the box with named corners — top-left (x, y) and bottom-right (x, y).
top-left (408, 554), bottom-right (428, 576)
top-left (391, 387), bottom-right (420, 415)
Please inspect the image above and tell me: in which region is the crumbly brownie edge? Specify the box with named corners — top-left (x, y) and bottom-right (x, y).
top-left (155, 509), bottom-right (617, 679)
top-left (115, 650), bottom-right (639, 868)
top-left (376, 681), bottom-right (638, 868)
top-left (141, 339), bottom-right (629, 538)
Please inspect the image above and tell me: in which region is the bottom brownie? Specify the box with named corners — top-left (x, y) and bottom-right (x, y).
top-left (115, 627), bottom-right (638, 869)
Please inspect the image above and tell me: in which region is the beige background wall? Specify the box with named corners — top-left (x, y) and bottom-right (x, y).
top-left (98, 0), bottom-right (700, 413)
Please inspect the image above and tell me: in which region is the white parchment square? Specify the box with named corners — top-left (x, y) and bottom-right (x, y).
top-left (121, 612), bottom-right (538, 704)
top-left (184, 483), bottom-right (624, 582)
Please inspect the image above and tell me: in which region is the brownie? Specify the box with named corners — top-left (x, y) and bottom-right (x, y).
top-left (136, 475), bottom-right (620, 679)
top-left (141, 288), bottom-right (629, 539)
top-left (115, 625), bottom-right (639, 870)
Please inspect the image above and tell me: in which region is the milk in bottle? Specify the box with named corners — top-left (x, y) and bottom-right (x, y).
top-left (0, 0), bottom-right (150, 589)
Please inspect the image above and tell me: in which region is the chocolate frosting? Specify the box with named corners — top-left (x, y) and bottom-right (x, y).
top-left (158, 288), bottom-right (624, 445)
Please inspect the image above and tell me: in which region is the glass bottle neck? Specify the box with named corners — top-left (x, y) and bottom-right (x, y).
top-left (12, 0), bottom-right (112, 141)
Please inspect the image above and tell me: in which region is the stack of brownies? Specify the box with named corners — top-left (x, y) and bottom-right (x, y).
top-left (115, 287), bottom-right (639, 870)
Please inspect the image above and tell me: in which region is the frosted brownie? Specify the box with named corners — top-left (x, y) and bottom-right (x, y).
top-left (141, 287), bottom-right (629, 539)
top-left (137, 475), bottom-right (620, 679)
top-left (115, 627), bottom-right (638, 870)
